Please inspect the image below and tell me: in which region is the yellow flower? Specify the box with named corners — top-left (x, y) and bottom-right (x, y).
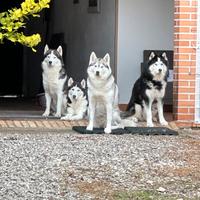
top-left (0, 0), bottom-right (51, 51)
top-left (12, 9), bottom-right (23, 19)
top-left (0, 33), bottom-right (3, 40)
top-left (7, 26), bottom-right (13, 32)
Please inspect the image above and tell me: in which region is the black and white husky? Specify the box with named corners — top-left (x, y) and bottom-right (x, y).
top-left (86, 52), bottom-right (135, 134)
top-left (123, 52), bottom-right (169, 127)
top-left (61, 78), bottom-right (88, 120)
top-left (41, 44), bottom-right (67, 117)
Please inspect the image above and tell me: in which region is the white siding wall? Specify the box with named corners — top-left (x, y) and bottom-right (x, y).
top-left (117, 0), bottom-right (174, 103)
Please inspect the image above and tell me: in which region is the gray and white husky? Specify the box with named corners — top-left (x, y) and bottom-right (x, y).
top-left (86, 52), bottom-right (135, 134)
top-left (41, 44), bottom-right (67, 117)
top-left (61, 77), bottom-right (88, 120)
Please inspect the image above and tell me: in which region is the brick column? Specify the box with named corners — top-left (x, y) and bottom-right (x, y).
top-left (173, 0), bottom-right (198, 125)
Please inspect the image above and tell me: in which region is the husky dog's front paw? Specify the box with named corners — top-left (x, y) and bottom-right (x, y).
top-left (61, 116), bottom-right (69, 120)
top-left (42, 111), bottom-right (50, 117)
top-left (71, 115), bottom-right (82, 121)
top-left (160, 120), bottom-right (168, 126)
top-left (55, 112), bottom-right (61, 118)
top-left (104, 127), bottom-right (111, 134)
top-left (61, 114), bottom-right (72, 120)
top-left (86, 125), bottom-right (93, 131)
top-left (147, 122), bottom-right (154, 127)
top-left (61, 116), bottom-right (67, 120)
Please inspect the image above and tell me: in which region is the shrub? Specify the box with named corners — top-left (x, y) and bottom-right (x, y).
top-left (0, 0), bottom-right (51, 51)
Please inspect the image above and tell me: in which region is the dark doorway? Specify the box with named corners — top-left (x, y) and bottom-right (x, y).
top-left (0, 1), bottom-right (24, 96)
top-left (0, 1), bottom-right (46, 119)
top-left (0, 41), bottom-right (23, 96)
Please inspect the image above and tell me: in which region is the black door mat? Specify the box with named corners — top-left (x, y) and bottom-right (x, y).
top-left (72, 126), bottom-right (178, 136)
top-left (72, 126), bottom-right (128, 135)
top-left (125, 127), bottom-right (178, 135)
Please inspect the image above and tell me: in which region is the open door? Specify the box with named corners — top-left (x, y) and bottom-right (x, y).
top-left (0, 1), bottom-right (24, 96)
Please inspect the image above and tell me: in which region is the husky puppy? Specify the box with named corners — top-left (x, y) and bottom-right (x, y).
top-left (61, 78), bottom-right (88, 120)
top-left (86, 52), bottom-right (128, 134)
top-left (41, 44), bottom-right (67, 117)
top-left (123, 52), bottom-right (169, 127)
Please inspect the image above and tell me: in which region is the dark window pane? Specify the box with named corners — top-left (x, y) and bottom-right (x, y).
top-left (89, 0), bottom-right (97, 7)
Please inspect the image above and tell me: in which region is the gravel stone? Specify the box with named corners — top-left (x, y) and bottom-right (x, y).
top-left (0, 128), bottom-right (199, 199)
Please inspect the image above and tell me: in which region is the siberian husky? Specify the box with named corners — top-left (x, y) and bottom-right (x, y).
top-left (123, 52), bottom-right (169, 127)
top-left (86, 52), bottom-right (135, 134)
top-left (41, 44), bottom-right (67, 117)
top-left (61, 77), bottom-right (88, 120)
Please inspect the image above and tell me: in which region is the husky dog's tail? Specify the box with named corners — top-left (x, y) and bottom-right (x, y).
top-left (120, 107), bottom-right (135, 118)
top-left (120, 98), bottom-right (135, 118)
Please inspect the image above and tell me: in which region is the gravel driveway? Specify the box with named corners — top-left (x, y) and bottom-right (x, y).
top-left (0, 128), bottom-right (199, 200)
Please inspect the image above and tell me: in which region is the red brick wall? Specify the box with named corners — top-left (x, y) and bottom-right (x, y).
top-left (173, 0), bottom-right (198, 124)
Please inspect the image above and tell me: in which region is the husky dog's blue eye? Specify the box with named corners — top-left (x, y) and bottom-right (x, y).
top-left (72, 88), bottom-right (75, 91)
top-left (95, 65), bottom-right (97, 68)
top-left (77, 89), bottom-right (80, 92)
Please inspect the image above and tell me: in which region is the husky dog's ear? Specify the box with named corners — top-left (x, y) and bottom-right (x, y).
top-left (89, 52), bottom-right (97, 65)
top-left (68, 77), bottom-right (74, 87)
top-left (57, 46), bottom-right (63, 56)
top-left (44, 44), bottom-right (49, 54)
top-left (149, 52), bottom-right (155, 60)
top-left (161, 52), bottom-right (168, 61)
top-left (103, 53), bottom-right (110, 66)
top-left (81, 79), bottom-right (86, 89)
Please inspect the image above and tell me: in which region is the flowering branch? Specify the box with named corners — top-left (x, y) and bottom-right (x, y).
top-left (0, 0), bottom-right (51, 51)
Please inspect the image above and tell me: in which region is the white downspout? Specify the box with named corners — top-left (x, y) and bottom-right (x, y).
top-left (195, 0), bottom-right (200, 122)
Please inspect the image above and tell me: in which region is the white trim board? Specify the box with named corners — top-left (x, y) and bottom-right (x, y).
top-left (195, 0), bottom-right (200, 123)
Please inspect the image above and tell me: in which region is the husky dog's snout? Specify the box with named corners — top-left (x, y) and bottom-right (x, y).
top-left (49, 61), bottom-right (52, 65)
top-left (72, 95), bottom-right (76, 99)
top-left (96, 71), bottom-right (100, 76)
top-left (159, 68), bottom-right (162, 73)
